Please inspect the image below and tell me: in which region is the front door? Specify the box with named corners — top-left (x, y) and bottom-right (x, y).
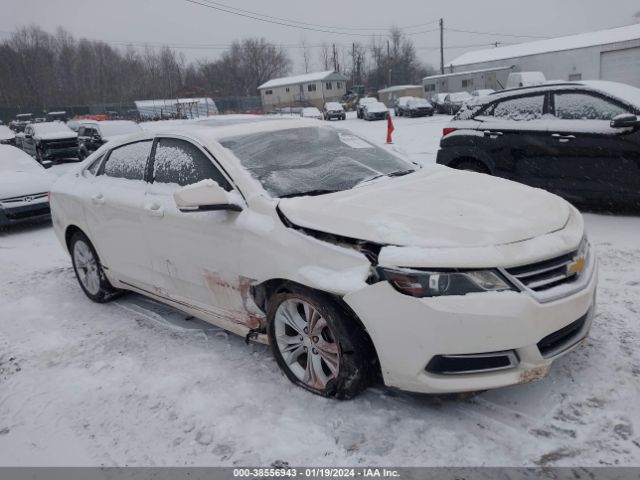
top-left (142, 136), bottom-right (258, 328)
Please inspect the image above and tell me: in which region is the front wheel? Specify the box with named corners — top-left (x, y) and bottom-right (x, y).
top-left (267, 291), bottom-right (371, 399)
top-left (454, 159), bottom-right (490, 174)
top-left (70, 231), bottom-right (119, 303)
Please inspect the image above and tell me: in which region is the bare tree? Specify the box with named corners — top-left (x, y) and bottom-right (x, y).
top-left (319, 43), bottom-right (331, 70)
top-left (301, 38), bottom-right (311, 73)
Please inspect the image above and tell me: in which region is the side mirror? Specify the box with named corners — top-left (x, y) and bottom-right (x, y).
top-left (173, 180), bottom-right (242, 212)
top-left (610, 113), bottom-right (639, 129)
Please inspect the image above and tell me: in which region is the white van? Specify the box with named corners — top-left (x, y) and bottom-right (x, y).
top-left (506, 71), bottom-right (546, 89)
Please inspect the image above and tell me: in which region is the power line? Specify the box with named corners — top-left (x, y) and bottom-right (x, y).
top-left (445, 27), bottom-right (549, 39)
top-left (196, 0), bottom-right (439, 32)
top-left (185, 0), bottom-right (440, 37)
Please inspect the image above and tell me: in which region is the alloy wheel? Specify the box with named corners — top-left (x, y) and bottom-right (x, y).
top-left (273, 299), bottom-right (340, 390)
top-left (73, 240), bottom-right (101, 295)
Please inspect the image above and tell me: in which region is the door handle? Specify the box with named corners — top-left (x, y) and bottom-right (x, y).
top-left (91, 194), bottom-right (105, 205)
top-left (483, 130), bottom-right (503, 138)
top-left (552, 133), bottom-right (575, 142)
top-left (144, 202), bottom-right (164, 217)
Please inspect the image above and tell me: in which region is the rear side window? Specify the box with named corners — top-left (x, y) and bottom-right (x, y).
top-left (491, 95), bottom-right (545, 121)
top-left (86, 154), bottom-right (104, 175)
top-left (102, 140), bottom-right (152, 181)
top-left (554, 93), bottom-right (628, 120)
top-left (152, 137), bottom-right (231, 189)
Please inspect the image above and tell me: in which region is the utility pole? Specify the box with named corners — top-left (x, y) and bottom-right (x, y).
top-left (439, 18), bottom-right (444, 74)
top-left (332, 43), bottom-right (338, 71)
top-left (352, 42), bottom-right (356, 84)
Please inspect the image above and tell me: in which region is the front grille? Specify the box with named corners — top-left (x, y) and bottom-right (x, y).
top-left (5, 204), bottom-right (50, 220)
top-left (0, 192), bottom-right (48, 204)
top-left (42, 138), bottom-right (78, 149)
top-left (537, 313), bottom-right (588, 358)
top-left (506, 250), bottom-right (579, 292)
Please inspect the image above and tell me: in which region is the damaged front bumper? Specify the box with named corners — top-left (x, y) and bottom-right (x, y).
top-left (343, 259), bottom-right (597, 394)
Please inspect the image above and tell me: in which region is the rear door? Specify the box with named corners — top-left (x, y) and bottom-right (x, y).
top-left (22, 125), bottom-right (36, 157)
top-left (142, 136), bottom-right (256, 327)
top-left (474, 92), bottom-right (555, 189)
top-left (547, 89), bottom-right (640, 199)
top-left (84, 140), bottom-right (155, 289)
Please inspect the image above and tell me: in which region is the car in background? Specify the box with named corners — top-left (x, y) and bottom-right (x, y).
top-left (356, 97), bottom-right (378, 119)
top-left (0, 125), bottom-right (16, 145)
top-left (429, 93), bottom-right (450, 114)
top-left (77, 120), bottom-right (142, 160)
top-left (21, 122), bottom-right (78, 164)
top-left (404, 98), bottom-right (434, 117)
top-left (471, 89), bottom-right (495, 98)
top-left (0, 145), bottom-right (55, 227)
top-left (437, 80), bottom-right (640, 207)
top-left (363, 101), bottom-right (389, 121)
top-left (323, 102), bottom-right (346, 121)
top-left (47, 111), bottom-right (69, 122)
top-left (394, 96), bottom-right (416, 116)
top-left (506, 71), bottom-right (546, 89)
top-left (300, 107), bottom-right (323, 120)
top-left (51, 119), bottom-right (596, 399)
top-left (9, 113), bottom-right (33, 133)
top-left (443, 92), bottom-right (473, 115)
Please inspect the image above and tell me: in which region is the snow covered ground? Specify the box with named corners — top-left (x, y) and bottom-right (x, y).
top-left (1, 114), bottom-right (639, 467)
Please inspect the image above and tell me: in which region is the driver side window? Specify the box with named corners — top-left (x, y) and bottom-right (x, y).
top-left (152, 137), bottom-right (232, 190)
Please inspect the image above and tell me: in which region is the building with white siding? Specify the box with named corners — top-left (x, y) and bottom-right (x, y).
top-left (258, 70), bottom-right (349, 111)
top-left (423, 24), bottom-right (640, 95)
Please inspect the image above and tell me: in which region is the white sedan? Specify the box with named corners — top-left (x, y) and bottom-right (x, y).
top-left (50, 119), bottom-right (597, 398)
top-left (0, 145), bottom-right (55, 226)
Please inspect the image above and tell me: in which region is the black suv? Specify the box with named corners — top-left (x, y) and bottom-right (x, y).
top-left (436, 81), bottom-right (640, 207)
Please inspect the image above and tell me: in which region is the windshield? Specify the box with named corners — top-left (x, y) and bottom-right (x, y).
top-left (409, 99), bottom-right (429, 107)
top-left (33, 122), bottom-right (73, 135)
top-left (220, 127), bottom-right (414, 198)
top-left (99, 121), bottom-right (141, 137)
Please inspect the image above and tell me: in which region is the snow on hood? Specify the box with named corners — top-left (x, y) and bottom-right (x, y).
top-left (35, 131), bottom-right (77, 141)
top-left (0, 170), bottom-right (55, 199)
top-left (0, 126), bottom-right (15, 141)
top-left (366, 103), bottom-right (389, 113)
top-left (279, 167), bottom-right (570, 250)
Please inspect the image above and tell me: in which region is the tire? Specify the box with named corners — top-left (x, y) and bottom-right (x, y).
top-left (35, 148), bottom-right (44, 164)
top-left (454, 159), bottom-right (490, 174)
top-left (267, 290), bottom-right (372, 399)
top-left (70, 231), bottom-right (119, 303)
top-left (78, 149), bottom-right (86, 161)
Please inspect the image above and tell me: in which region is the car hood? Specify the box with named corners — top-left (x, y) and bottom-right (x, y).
top-left (278, 167), bottom-right (571, 249)
top-left (35, 132), bottom-right (77, 141)
top-left (0, 171), bottom-right (55, 199)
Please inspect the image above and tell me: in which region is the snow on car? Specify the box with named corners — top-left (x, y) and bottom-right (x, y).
top-left (356, 96), bottom-right (378, 119)
top-left (49, 119), bottom-right (597, 399)
top-left (0, 145), bottom-right (55, 226)
top-left (362, 101), bottom-right (390, 121)
top-left (21, 121), bottom-right (78, 163)
top-left (300, 107), bottom-right (323, 120)
top-left (323, 102), bottom-right (346, 121)
top-left (0, 125), bottom-right (16, 145)
top-left (404, 98), bottom-right (434, 117)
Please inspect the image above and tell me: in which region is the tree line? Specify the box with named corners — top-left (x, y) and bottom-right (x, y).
top-left (0, 25), bottom-right (433, 110)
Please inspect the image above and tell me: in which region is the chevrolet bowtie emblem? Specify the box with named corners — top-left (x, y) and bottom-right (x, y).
top-left (567, 256), bottom-right (585, 275)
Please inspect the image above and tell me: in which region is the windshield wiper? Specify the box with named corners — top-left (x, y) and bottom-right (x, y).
top-left (356, 169), bottom-right (416, 187)
top-left (278, 189), bottom-right (342, 198)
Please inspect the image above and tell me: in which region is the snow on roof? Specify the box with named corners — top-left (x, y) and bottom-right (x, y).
top-left (135, 97), bottom-right (216, 108)
top-left (377, 85), bottom-right (422, 93)
top-left (450, 23), bottom-right (640, 67)
top-left (258, 70), bottom-right (348, 89)
top-left (424, 66), bottom-right (513, 81)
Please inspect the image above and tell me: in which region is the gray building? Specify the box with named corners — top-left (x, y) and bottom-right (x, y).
top-left (258, 70), bottom-right (349, 112)
top-left (423, 66), bottom-right (514, 96)
top-left (425, 23), bottom-right (640, 94)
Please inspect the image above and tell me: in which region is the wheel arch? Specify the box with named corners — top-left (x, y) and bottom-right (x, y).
top-left (449, 155), bottom-right (493, 174)
top-left (64, 224), bottom-right (85, 253)
top-left (253, 278), bottom-right (382, 381)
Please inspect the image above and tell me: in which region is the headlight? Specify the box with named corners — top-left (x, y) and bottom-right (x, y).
top-left (378, 268), bottom-right (515, 298)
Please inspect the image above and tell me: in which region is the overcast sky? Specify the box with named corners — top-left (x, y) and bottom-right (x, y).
top-left (2, 0), bottom-right (639, 73)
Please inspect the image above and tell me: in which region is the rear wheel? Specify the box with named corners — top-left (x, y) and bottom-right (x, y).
top-left (70, 231), bottom-right (119, 303)
top-left (267, 290), bottom-right (371, 399)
